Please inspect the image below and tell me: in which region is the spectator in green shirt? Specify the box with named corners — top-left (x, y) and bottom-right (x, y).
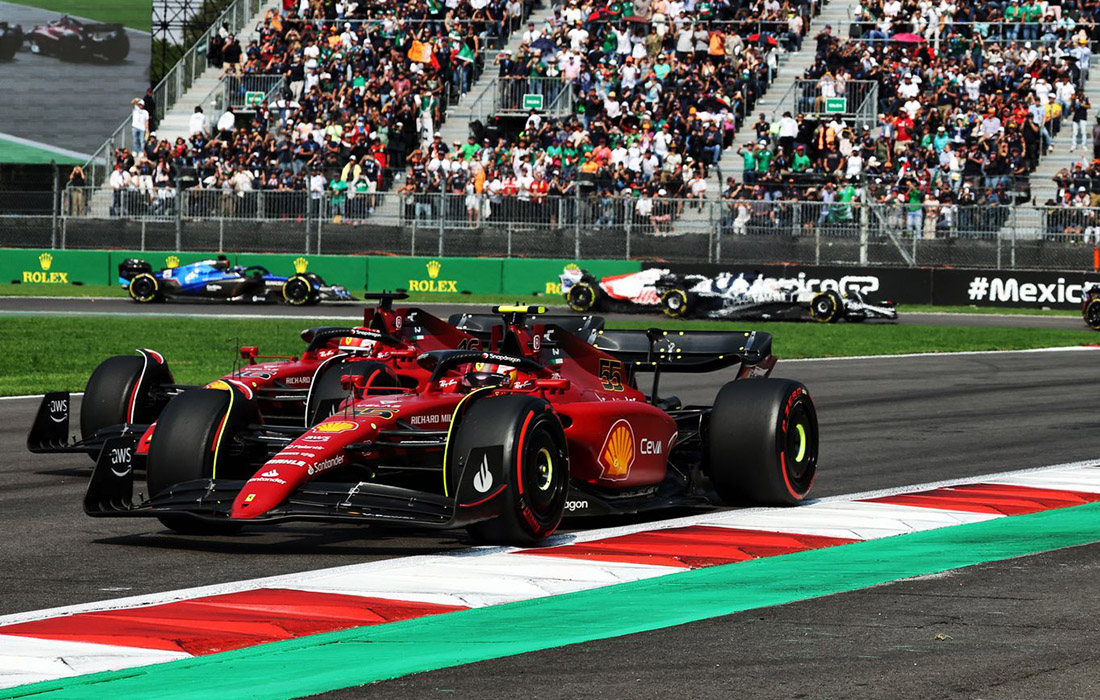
top-left (329, 177), bottom-right (348, 218)
top-left (737, 142), bottom-right (757, 184)
top-left (755, 141), bottom-right (773, 174)
top-left (460, 135), bottom-right (481, 161)
top-left (906, 184), bottom-right (923, 236)
top-left (792, 144), bottom-right (811, 172)
top-left (1004, 0), bottom-right (1022, 40)
top-left (1021, 0), bottom-right (1042, 40)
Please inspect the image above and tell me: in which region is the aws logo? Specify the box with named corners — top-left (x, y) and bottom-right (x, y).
top-left (165, 255), bottom-right (180, 268)
top-left (22, 252), bottom-right (70, 284)
top-left (408, 259), bottom-right (458, 293)
top-left (294, 257), bottom-right (309, 274)
top-left (599, 419), bottom-right (635, 480)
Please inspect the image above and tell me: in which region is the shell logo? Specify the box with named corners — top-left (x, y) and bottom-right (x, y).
top-left (427, 259), bottom-right (442, 279)
top-left (313, 421), bottom-right (358, 433)
top-left (205, 380), bottom-right (231, 391)
top-left (599, 419), bottom-right (635, 480)
top-left (165, 255), bottom-right (180, 268)
top-left (39, 252), bottom-right (52, 270)
top-left (293, 256), bottom-right (309, 273)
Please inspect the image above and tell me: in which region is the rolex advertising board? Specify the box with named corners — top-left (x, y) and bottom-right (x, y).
top-left (235, 254), bottom-right (367, 292)
top-left (367, 257), bottom-right (504, 295)
top-left (502, 259), bottom-right (642, 297)
top-left (5, 249), bottom-right (108, 285)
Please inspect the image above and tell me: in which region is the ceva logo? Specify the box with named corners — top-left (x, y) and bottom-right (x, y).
top-left (22, 252), bottom-right (70, 284)
top-left (408, 259), bottom-right (458, 293)
top-left (294, 256), bottom-right (309, 274)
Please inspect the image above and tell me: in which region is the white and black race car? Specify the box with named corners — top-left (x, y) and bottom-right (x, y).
top-left (560, 267), bottom-right (898, 323)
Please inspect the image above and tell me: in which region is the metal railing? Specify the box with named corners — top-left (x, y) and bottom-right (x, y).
top-left (81, 0), bottom-right (269, 188)
top-left (775, 79), bottom-right (879, 129)
top-left (493, 77), bottom-right (574, 118)
top-left (22, 186), bottom-right (1099, 270)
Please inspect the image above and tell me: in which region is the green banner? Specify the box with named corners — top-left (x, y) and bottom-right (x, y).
top-left (235, 254), bottom-right (367, 292)
top-left (367, 257), bottom-right (504, 295)
top-left (3, 249), bottom-right (109, 286)
top-left (501, 259), bottom-right (641, 297)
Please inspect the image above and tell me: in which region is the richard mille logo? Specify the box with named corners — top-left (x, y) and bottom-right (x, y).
top-left (472, 455), bottom-right (493, 493)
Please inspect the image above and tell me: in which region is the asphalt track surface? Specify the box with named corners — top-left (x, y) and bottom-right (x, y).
top-left (3, 345), bottom-right (1100, 698)
top-left (0, 295), bottom-right (1087, 329)
top-left (0, 2), bottom-right (150, 155)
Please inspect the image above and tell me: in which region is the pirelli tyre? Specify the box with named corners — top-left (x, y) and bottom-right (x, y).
top-left (305, 360), bottom-right (402, 426)
top-left (128, 272), bottom-right (161, 303)
top-left (1084, 298), bottom-right (1100, 330)
top-left (146, 388), bottom-right (255, 534)
top-left (80, 354), bottom-right (171, 455)
top-left (660, 287), bottom-right (690, 318)
top-left (566, 281), bottom-right (598, 312)
top-left (452, 395), bottom-right (569, 546)
top-left (706, 378), bottom-right (818, 506)
top-left (282, 274), bottom-right (319, 306)
top-left (809, 290), bottom-right (841, 323)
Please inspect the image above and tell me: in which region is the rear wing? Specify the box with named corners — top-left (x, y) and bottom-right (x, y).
top-left (592, 328), bottom-right (773, 373)
top-left (448, 313), bottom-right (605, 343)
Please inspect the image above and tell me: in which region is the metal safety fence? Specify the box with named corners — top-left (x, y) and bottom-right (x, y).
top-left (0, 188), bottom-right (1095, 271)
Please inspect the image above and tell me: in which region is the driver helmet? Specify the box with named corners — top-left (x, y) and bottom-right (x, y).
top-left (214, 254), bottom-right (231, 271)
top-left (338, 335), bottom-right (377, 354)
top-left (461, 362), bottom-right (517, 389)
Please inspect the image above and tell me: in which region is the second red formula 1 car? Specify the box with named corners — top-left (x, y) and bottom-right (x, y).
top-left (84, 306), bottom-right (819, 545)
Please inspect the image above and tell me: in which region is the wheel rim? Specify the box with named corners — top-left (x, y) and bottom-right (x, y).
top-left (131, 276), bottom-right (156, 301)
top-left (783, 400), bottom-right (815, 493)
top-left (523, 426), bottom-right (564, 517)
top-left (285, 279), bottom-right (309, 304)
top-left (668, 294), bottom-right (682, 310)
top-left (1088, 301), bottom-right (1100, 329)
top-left (569, 285), bottom-right (593, 311)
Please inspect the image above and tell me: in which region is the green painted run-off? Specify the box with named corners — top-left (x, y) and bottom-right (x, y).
top-left (6, 501), bottom-right (1100, 700)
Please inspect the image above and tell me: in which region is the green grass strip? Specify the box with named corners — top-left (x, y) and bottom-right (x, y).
top-left (6, 501), bottom-right (1100, 700)
top-left (0, 314), bottom-right (1096, 395)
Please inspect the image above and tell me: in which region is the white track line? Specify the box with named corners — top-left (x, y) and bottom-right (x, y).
top-left (1, 456), bottom-right (1097, 627)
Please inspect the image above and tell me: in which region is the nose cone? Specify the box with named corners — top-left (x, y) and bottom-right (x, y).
top-left (231, 480), bottom-right (289, 518)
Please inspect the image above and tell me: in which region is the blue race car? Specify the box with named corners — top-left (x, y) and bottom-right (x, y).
top-left (118, 256), bottom-right (355, 305)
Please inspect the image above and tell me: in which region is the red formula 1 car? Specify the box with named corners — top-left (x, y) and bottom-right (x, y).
top-left (28, 294), bottom-right (605, 467)
top-left (84, 306), bottom-right (819, 545)
top-left (27, 294), bottom-right (492, 465)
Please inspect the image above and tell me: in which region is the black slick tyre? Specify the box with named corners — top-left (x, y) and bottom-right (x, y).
top-left (809, 291), bottom-right (838, 323)
top-left (660, 287), bottom-right (690, 318)
top-left (453, 396), bottom-right (568, 546)
top-left (706, 378), bottom-right (818, 506)
top-left (128, 273), bottom-right (160, 303)
top-left (146, 388), bottom-right (254, 534)
top-left (305, 360), bottom-right (400, 426)
top-left (566, 281), bottom-right (597, 312)
top-left (282, 274), bottom-right (317, 305)
top-left (1085, 298), bottom-right (1100, 330)
top-left (825, 290), bottom-right (844, 322)
top-left (81, 354), bottom-right (170, 458)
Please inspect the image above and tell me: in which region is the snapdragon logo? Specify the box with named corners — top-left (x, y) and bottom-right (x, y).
top-left (967, 276), bottom-right (1096, 304)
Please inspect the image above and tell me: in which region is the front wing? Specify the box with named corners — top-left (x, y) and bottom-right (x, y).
top-left (84, 436), bottom-right (504, 531)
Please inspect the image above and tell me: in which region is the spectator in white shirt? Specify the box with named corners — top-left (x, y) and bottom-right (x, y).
top-left (216, 108), bottom-right (235, 139)
top-left (130, 98), bottom-right (149, 152)
top-left (188, 106), bottom-right (207, 136)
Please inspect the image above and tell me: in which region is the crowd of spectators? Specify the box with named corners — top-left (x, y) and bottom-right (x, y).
top-left (394, 0), bottom-right (818, 228)
top-left (717, 7), bottom-right (1100, 239)
top-left (105, 0), bottom-right (535, 218)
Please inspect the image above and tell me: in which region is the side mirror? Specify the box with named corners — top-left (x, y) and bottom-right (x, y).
top-left (239, 346), bottom-right (258, 363)
top-left (535, 378), bottom-right (570, 392)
